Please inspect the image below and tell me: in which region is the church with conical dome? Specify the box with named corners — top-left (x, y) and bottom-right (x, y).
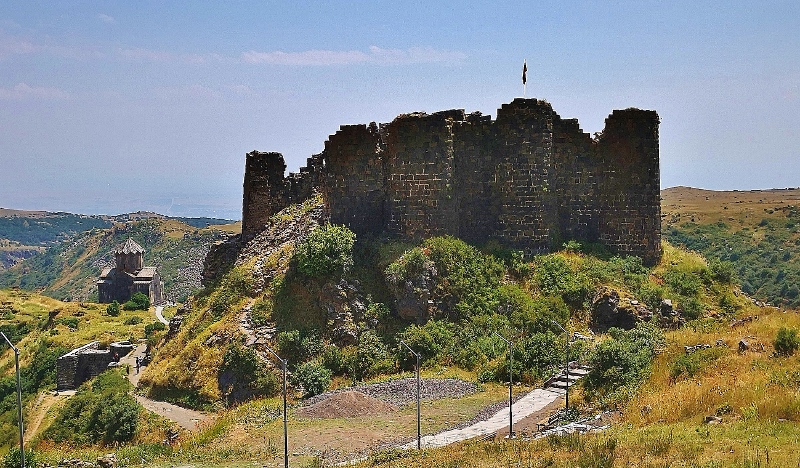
top-left (97, 238), bottom-right (163, 304)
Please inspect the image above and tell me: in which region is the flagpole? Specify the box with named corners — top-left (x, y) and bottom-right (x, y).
top-left (522, 59), bottom-right (527, 98)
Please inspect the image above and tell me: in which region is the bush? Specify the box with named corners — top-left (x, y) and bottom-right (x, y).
top-left (395, 321), bottom-right (454, 369)
top-left (533, 255), bottom-right (592, 306)
top-left (218, 343), bottom-right (280, 404)
top-left (43, 370), bottom-right (139, 444)
top-left (679, 296), bottom-right (704, 320)
top-left (663, 269), bottom-right (702, 297)
top-left (348, 330), bottom-right (390, 381)
top-left (123, 292), bottom-right (150, 311)
top-left (276, 329), bottom-right (323, 367)
top-left (670, 347), bottom-right (727, 380)
top-left (292, 361), bottom-right (332, 397)
top-left (106, 300), bottom-right (121, 316)
top-left (584, 324), bottom-right (664, 404)
top-left (124, 316), bottom-right (143, 325)
top-left (423, 236), bottom-right (505, 318)
top-left (2, 447), bottom-right (37, 468)
top-left (709, 259), bottom-right (736, 283)
top-left (295, 224), bottom-right (356, 278)
top-left (775, 327), bottom-right (800, 356)
top-left (56, 317), bottom-right (80, 330)
top-left (144, 321), bottom-right (166, 336)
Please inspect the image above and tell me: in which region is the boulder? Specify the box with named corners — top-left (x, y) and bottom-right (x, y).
top-left (590, 286), bottom-right (652, 331)
top-left (97, 453), bottom-right (117, 468)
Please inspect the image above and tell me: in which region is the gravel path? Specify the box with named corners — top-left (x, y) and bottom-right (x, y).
top-left (303, 378), bottom-right (478, 408)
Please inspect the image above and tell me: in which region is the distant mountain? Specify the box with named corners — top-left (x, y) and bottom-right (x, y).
top-left (0, 217), bottom-right (241, 303)
top-left (0, 208), bottom-right (236, 273)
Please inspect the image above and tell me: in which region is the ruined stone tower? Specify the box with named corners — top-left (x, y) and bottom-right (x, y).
top-left (241, 99), bottom-right (661, 265)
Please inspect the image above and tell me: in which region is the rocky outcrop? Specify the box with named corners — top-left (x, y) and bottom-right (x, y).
top-left (318, 279), bottom-right (367, 346)
top-left (590, 286), bottom-right (653, 331)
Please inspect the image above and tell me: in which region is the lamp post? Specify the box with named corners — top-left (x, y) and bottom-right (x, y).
top-left (493, 332), bottom-right (513, 439)
top-left (400, 340), bottom-right (421, 450)
top-left (263, 345), bottom-right (288, 468)
top-left (1, 332), bottom-right (24, 468)
top-left (551, 320), bottom-right (570, 412)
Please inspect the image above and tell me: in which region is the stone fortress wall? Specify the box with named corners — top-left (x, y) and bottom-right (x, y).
top-left (241, 98), bottom-right (661, 265)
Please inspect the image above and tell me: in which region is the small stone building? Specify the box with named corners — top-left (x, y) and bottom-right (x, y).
top-left (97, 238), bottom-right (163, 304)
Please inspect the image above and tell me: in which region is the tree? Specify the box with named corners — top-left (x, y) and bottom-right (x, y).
top-left (123, 292), bottom-right (150, 310)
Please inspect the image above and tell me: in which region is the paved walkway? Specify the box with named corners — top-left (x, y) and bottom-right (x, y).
top-left (154, 305), bottom-right (169, 325)
top-left (399, 387), bottom-right (564, 449)
top-left (120, 343), bottom-right (211, 430)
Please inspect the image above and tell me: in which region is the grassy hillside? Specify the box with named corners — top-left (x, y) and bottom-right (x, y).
top-left (0, 289), bottom-right (173, 453)
top-left (662, 186), bottom-right (800, 307)
top-left (0, 218), bottom-right (240, 303)
top-left (2, 191), bottom-right (798, 466)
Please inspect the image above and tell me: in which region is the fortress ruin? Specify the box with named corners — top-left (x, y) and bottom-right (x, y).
top-left (241, 98), bottom-right (661, 264)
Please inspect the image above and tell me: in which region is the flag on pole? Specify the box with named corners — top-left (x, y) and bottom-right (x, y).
top-left (522, 60), bottom-right (527, 85)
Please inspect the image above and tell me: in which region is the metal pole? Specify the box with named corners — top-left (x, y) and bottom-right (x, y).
top-left (282, 360), bottom-right (288, 468)
top-left (415, 353), bottom-right (420, 450)
top-left (551, 321), bottom-right (569, 411)
top-left (1, 332), bottom-right (24, 468)
top-left (400, 340), bottom-right (421, 450)
top-left (263, 345), bottom-right (288, 468)
top-left (493, 332), bottom-right (513, 438)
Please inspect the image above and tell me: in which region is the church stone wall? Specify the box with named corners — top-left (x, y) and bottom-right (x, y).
top-left (240, 99), bottom-right (661, 264)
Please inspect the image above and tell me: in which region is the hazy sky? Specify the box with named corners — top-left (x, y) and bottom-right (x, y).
top-left (1, 1), bottom-right (798, 219)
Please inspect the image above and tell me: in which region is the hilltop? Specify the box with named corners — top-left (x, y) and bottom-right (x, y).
top-left (0, 217), bottom-right (240, 303)
top-left (0, 187), bottom-right (799, 466)
top-left (0, 208), bottom-right (236, 275)
top-left (662, 186), bottom-right (800, 307)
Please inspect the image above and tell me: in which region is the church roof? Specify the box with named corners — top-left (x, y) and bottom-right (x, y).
top-left (113, 238), bottom-right (145, 255)
top-left (136, 267), bottom-right (158, 279)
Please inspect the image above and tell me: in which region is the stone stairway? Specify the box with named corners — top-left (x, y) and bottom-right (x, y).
top-left (545, 362), bottom-right (591, 393)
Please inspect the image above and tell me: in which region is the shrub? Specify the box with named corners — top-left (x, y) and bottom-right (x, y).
top-left (218, 343), bottom-right (280, 404)
top-left (533, 255), bottom-right (592, 306)
top-left (348, 330), bottom-right (390, 381)
top-left (504, 288), bottom-right (569, 336)
top-left (123, 292), bottom-right (151, 311)
top-left (291, 361), bottom-right (332, 397)
top-left (276, 329), bottom-right (323, 367)
top-left (124, 316), bottom-right (143, 325)
top-left (584, 324), bottom-right (664, 404)
top-left (321, 345), bottom-right (346, 374)
top-left (679, 296), bottom-right (704, 320)
top-left (424, 236), bottom-right (505, 318)
top-left (670, 347), bottom-right (727, 380)
top-left (106, 300), bottom-right (121, 316)
top-left (2, 447), bottom-right (37, 468)
top-left (144, 321), bottom-right (166, 336)
top-left (663, 269), bottom-right (702, 297)
top-left (295, 224), bottom-right (356, 278)
top-left (43, 370), bottom-right (139, 444)
top-left (56, 317), bottom-right (79, 330)
top-left (775, 327), bottom-right (800, 357)
top-left (395, 321), bottom-right (455, 369)
top-left (709, 259), bottom-right (736, 283)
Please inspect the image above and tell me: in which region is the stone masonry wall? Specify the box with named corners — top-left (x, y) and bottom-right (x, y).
top-left (241, 99), bottom-right (661, 264)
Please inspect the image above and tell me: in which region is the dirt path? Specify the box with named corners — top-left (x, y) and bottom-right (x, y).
top-left (24, 392), bottom-right (66, 443)
top-left (133, 395), bottom-right (210, 431)
top-left (121, 344), bottom-right (212, 431)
